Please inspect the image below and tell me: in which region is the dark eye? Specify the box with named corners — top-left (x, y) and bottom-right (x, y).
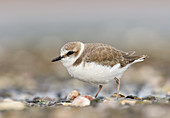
top-left (67, 51), bottom-right (75, 56)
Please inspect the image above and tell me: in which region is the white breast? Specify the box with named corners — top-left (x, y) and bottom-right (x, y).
top-left (66, 62), bottom-right (130, 85)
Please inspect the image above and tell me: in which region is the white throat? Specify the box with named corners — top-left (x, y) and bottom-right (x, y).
top-left (61, 43), bottom-right (85, 67)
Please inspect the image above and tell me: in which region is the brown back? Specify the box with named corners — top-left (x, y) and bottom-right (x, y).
top-left (73, 43), bottom-right (145, 67)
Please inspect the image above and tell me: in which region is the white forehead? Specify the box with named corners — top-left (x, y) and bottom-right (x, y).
top-left (60, 47), bottom-right (68, 56)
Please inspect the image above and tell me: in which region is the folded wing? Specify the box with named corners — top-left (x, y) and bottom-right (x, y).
top-left (84, 46), bottom-right (124, 67)
top-left (84, 46), bottom-right (147, 67)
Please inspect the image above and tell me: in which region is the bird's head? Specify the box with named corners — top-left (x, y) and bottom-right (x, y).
top-left (52, 42), bottom-right (84, 67)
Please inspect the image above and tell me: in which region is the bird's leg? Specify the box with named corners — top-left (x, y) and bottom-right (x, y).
top-left (95, 85), bottom-right (103, 98)
top-left (114, 77), bottom-right (120, 100)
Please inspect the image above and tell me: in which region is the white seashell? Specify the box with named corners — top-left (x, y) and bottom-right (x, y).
top-left (66, 90), bottom-right (81, 100)
top-left (71, 96), bottom-right (90, 107)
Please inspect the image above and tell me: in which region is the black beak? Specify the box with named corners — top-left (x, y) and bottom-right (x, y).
top-left (51, 56), bottom-right (62, 62)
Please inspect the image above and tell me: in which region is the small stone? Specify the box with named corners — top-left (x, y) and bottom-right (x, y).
top-left (112, 93), bottom-right (126, 98)
top-left (126, 95), bottom-right (141, 100)
top-left (27, 103), bottom-right (35, 107)
top-left (105, 97), bottom-right (114, 101)
top-left (43, 97), bottom-right (53, 101)
top-left (120, 99), bottom-right (137, 106)
top-left (57, 102), bottom-right (72, 106)
top-left (134, 97), bottom-right (142, 100)
top-left (83, 95), bottom-right (94, 101)
top-left (142, 96), bottom-right (156, 101)
top-left (90, 98), bottom-right (101, 107)
top-left (0, 99), bottom-right (25, 110)
top-left (142, 100), bottom-right (152, 104)
top-left (57, 98), bottom-right (71, 103)
top-left (72, 96), bottom-right (90, 107)
top-left (156, 98), bottom-right (169, 104)
top-left (33, 97), bottom-right (41, 101)
top-left (26, 97), bottom-right (41, 104)
top-left (66, 90), bottom-right (81, 100)
top-left (48, 102), bottom-right (57, 106)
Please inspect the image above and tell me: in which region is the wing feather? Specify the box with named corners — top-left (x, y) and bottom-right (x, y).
top-left (84, 46), bottom-right (124, 67)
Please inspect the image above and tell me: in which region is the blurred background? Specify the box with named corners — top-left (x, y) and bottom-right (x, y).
top-left (0, 0), bottom-right (170, 99)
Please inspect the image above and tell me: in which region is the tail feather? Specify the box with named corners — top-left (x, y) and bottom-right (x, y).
top-left (126, 55), bottom-right (148, 63)
top-left (120, 50), bottom-right (148, 67)
top-left (133, 55), bottom-right (148, 63)
top-left (120, 53), bottom-right (148, 67)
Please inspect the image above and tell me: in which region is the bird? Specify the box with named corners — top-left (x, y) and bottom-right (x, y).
top-left (52, 42), bottom-right (147, 99)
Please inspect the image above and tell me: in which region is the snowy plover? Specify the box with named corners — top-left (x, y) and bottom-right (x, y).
top-left (52, 42), bottom-right (147, 99)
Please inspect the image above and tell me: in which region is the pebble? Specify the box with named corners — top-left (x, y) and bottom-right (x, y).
top-left (126, 95), bottom-right (142, 100)
top-left (66, 90), bottom-right (81, 100)
top-left (0, 98), bottom-right (25, 110)
top-left (112, 93), bottom-right (126, 98)
top-left (23, 90), bottom-right (170, 108)
top-left (57, 102), bottom-right (72, 106)
top-left (72, 96), bottom-right (90, 107)
top-left (142, 96), bottom-right (156, 101)
top-left (83, 95), bottom-right (94, 101)
top-left (120, 99), bottom-right (137, 106)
